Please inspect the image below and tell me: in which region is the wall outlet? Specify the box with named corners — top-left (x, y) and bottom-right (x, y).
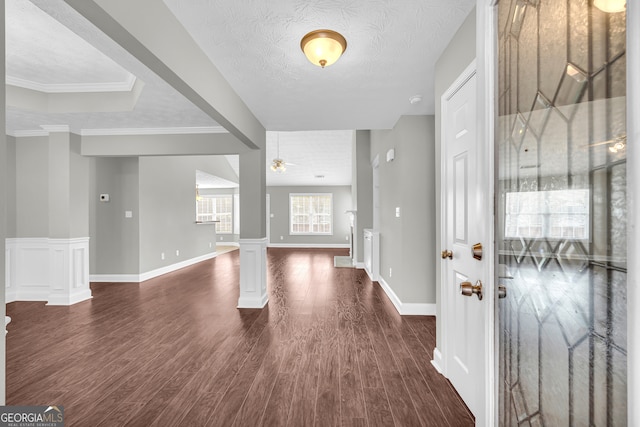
top-left (161, 252), bottom-right (165, 260)
top-left (209, 242), bottom-right (212, 248)
top-left (125, 210), bottom-right (133, 218)
top-left (220, 236), bottom-right (224, 241)
top-left (395, 207), bottom-right (400, 218)
top-left (389, 268), bottom-right (393, 277)
top-left (345, 235), bottom-right (349, 241)
top-left (280, 236), bottom-right (284, 240)
top-left (176, 250), bottom-right (180, 256)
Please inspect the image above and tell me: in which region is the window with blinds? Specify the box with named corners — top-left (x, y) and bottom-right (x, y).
top-left (289, 193), bottom-right (333, 235)
top-left (196, 195), bottom-right (233, 234)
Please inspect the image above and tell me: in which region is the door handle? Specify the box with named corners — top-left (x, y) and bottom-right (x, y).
top-left (471, 243), bottom-right (482, 260)
top-left (498, 284), bottom-right (507, 299)
top-left (441, 249), bottom-right (453, 259)
top-left (460, 280), bottom-right (483, 300)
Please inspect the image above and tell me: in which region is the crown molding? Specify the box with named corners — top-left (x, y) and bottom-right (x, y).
top-left (80, 126), bottom-right (228, 136)
top-left (5, 74), bottom-right (137, 93)
top-left (8, 130), bottom-right (49, 137)
top-left (40, 125), bottom-right (70, 133)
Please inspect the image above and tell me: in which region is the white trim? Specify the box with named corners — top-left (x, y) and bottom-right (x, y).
top-left (80, 126), bottom-right (228, 136)
top-left (6, 74), bottom-right (136, 93)
top-left (627, 1), bottom-right (639, 425)
top-left (478, 2), bottom-right (498, 426)
top-left (267, 243), bottom-right (350, 249)
top-left (355, 262), bottom-right (365, 269)
top-left (89, 274), bottom-right (142, 283)
top-left (9, 130), bottom-right (49, 138)
top-left (40, 125), bottom-right (70, 133)
top-left (139, 252), bottom-right (217, 282)
top-left (431, 348), bottom-right (443, 374)
top-left (377, 276), bottom-right (436, 316)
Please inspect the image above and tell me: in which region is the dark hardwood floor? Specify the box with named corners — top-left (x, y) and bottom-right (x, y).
top-left (6, 248), bottom-right (473, 426)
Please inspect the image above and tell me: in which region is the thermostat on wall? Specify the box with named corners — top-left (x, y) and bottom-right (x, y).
top-left (99, 194), bottom-right (110, 202)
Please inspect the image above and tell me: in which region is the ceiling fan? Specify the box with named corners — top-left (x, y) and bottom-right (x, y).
top-left (587, 134), bottom-right (626, 153)
top-left (271, 133), bottom-right (295, 173)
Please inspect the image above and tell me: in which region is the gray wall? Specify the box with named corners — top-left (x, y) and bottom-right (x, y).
top-left (267, 186), bottom-right (352, 246)
top-left (434, 8), bottom-right (476, 347)
top-left (89, 154), bottom-right (238, 275)
top-left (6, 136), bottom-right (16, 238)
top-left (371, 115), bottom-right (436, 305)
top-left (15, 136), bottom-right (49, 237)
top-left (139, 156), bottom-right (228, 272)
top-left (90, 157), bottom-right (140, 275)
top-left (352, 131), bottom-right (373, 263)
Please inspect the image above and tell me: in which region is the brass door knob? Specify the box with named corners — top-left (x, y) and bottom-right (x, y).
top-left (498, 284), bottom-right (507, 299)
top-left (472, 243), bottom-right (483, 261)
top-left (441, 249), bottom-right (453, 259)
top-left (460, 280), bottom-right (483, 300)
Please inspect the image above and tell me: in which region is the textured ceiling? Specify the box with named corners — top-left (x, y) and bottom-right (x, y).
top-left (266, 130), bottom-right (353, 186)
top-left (163, 0), bottom-right (476, 130)
top-left (6, 0), bottom-right (474, 187)
top-left (6, 0), bottom-right (131, 88)
top-left (6, 0), bottom-right (218, 135)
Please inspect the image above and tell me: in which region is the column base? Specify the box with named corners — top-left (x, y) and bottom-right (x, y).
top-left (238, 238), bottom-right (268, 309)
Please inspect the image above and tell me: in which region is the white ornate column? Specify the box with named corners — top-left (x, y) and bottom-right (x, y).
top-left (238, 146), bottom-right (268, 309)
top-left (238, 238), bottom-right (268, 308)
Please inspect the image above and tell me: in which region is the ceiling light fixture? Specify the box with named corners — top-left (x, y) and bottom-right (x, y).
top-left (271, 133), bottom-right (286, 173)
top-left (594, 0), bottom-right (626, 13)
top-left (300, 29), bottom-right (347, 68)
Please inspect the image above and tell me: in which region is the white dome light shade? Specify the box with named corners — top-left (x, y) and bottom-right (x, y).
top-left (300, 29), bottom-right (347, 68)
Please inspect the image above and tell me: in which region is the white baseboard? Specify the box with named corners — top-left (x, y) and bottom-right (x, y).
top-left (267, 243), bottom-right (350, 249)
top-left (90, 251), bottom-right (218, 284)
top-left (89, 274), bottom-right (142, 283)
top-left (377, 276), bottom-right (436, 316)
top-left (355, 262), bottom-right (365, 269)
top-left (431, 347), bottom-right (443, 374)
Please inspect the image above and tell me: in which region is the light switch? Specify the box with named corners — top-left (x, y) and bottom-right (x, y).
top-left (125, 211), bottom-right (133, 218)
top-left (395, 207), bottom-right (400, 218)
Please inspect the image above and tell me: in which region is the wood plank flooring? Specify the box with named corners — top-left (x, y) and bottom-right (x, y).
top-left (6, 248), bottom-right (473, 426)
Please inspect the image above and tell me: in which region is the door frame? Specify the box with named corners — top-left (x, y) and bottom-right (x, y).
top-left (625, 1), bottom-right (639, 425)
top-left (476, 2), bottom-right (497, 426)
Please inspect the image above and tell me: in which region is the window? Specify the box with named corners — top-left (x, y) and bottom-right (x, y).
top-left (504, 189), bottom-right (590, 240)
top-left (196, 195), bottom-right (233, 234)
top-left (290, 193), bottom-right (333, 235)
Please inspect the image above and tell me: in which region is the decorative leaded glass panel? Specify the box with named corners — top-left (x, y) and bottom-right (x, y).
top-left (497, 1), bottom-right (627, 425)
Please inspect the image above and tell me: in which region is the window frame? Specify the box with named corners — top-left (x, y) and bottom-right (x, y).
top-left (289, 193), bottom-right (334, 236)
top-left (196, 194), bottom-right (234, 235)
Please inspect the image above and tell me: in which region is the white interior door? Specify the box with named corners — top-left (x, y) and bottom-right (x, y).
top-left (441, 63), bottom-right (486, 420)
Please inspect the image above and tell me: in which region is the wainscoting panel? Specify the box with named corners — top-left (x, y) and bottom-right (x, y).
top-left (5, 238), bottom-right (92, 305)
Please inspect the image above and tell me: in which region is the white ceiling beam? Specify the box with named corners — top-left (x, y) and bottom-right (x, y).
top-left (63, 0), bottom-right (265, 151)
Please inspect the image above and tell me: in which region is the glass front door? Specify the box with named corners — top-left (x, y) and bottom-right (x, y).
top-left (496, 0), bottom-right (627, 425)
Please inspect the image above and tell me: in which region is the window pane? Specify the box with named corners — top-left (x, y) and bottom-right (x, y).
top-left (196, 194), bottom-right (234, 234)
top-left (289, 194), bottom-right (332, 235)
